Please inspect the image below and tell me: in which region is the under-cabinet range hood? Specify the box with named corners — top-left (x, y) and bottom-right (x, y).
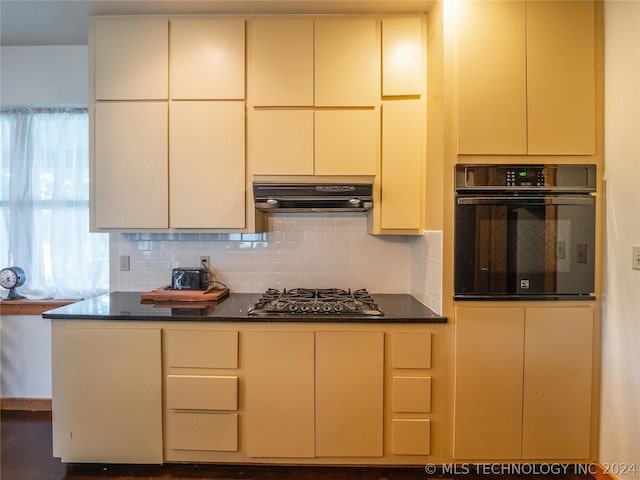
top-left (253, 176), bottom-right (374, 213)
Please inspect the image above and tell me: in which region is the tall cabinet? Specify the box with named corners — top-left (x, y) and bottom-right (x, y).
top-left (438, 0), bottom-right (604, 464)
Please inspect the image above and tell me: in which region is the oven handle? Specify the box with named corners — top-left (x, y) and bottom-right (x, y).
top-left (456, 196), bottom-right (594, 206)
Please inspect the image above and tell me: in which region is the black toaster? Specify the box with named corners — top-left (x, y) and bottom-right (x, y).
top-left (171, 267), bottom-right (208, 290)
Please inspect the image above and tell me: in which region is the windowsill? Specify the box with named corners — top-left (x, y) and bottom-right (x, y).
top-left (0, 299), bottom-right (78, 316)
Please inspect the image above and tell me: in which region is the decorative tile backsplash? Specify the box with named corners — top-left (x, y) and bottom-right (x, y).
top-left (111, 214), bottom-right (443, 314)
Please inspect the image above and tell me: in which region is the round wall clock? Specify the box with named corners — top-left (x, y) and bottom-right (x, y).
top-left (0, 266), bottom-right (26, 301)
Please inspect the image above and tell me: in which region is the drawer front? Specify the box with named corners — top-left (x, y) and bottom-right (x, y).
top-left (165, 330), bottom-right (238, 368)
top-left (392, 376), bottom-right (431, 413)
top-left (391, 419), bottom-right (431, 455)
top-left (392, 332), bottom-right (432, 369)
top-left (166, 375), bottom-right (238, 411)
top-left (166, 412), bottom-right (238, 452)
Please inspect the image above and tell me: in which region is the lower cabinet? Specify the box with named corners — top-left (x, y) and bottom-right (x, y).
top-left (52, 321), bottom-right (441, 464)
top-left (244, 330), bottom-right (384, 458)
top-left (390, 332), bottom-right (433, 456)
top-left (244, 331), bottom-right (316, 458)
top-left (163, 329), bottom-right (240, 460)
top-left (453, 306), bottom-right (594, 460)
top-left (315, 331), bottom-right (384, 457)
top-left (51, 323), bottom-right (163, 463)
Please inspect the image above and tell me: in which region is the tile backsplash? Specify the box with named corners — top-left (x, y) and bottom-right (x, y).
top-left (111, 214), bottom-right (443, 314)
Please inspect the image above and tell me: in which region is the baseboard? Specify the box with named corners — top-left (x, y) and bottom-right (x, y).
top-left (0, 397), bottom-right (52, 411)
top-left (594, 463), bottom-right (619, 480)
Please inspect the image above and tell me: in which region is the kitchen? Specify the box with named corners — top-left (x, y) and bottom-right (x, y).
top-left (0, 0), bottom-right (638, 476)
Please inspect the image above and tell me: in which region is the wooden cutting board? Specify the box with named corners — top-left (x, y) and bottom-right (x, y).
top-left (141, 287), bottom-right (229, 303)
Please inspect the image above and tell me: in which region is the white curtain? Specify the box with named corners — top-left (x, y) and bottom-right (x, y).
top-left (0, 108), bottom-right (108, 299)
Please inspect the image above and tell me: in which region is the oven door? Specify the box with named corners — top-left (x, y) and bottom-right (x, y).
top-left (454, 195), bottom-right (595, 300)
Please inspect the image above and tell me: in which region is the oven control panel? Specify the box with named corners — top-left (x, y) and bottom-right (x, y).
top-left (455, 164), bottom-right (596, 192)
top-left (505, 167), bottom-right (546, 187)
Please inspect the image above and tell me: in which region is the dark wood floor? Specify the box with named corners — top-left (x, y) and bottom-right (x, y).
top-left (1, 410), bottom-right (596, 480)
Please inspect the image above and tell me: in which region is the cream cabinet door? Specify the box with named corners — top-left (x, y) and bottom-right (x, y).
top-left (456, 0), bottom-right (527, 154)
top-left (248, 108), bottom-right (314, 175)
top-left (315, 331), bottom-right (384, 457)
top-left (94, 18), bottom-right (168, 100)
top-left (382, 17), bottom-right (423, 96)
top-left (453, 307), bottom-right (525, 459)
top-left (248, 18), bottom-right (314, 106)
top-left (170, 18), bottom-right (245, 100)
top-left (94, 102), bottom-right (168, 229)
top-left (51, 325), bottom-right (162, 463)
top-left (315, 18), bottom-right (379, 107)
top-left (381, 100), bottom-right (422, 230)
top-left (244, 331), bottom-right (315, 458)
top-left (522, 307), bottom-right (594, 459)
top-left (169, 101), bottom-right (245, 229)
top-left (526, 1), bottom-right (596, 155)
top-left (315, 109), bottom-right (378, 176)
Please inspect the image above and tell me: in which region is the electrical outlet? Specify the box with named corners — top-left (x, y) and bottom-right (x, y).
top-left (119, 255), bottom-right (130, 271)
top-left (576, 242), bottom-right (588, 264)
top-left (633, 246), bottom-right (640, 270)
top-left (200, 256), bottom-right (210, 270)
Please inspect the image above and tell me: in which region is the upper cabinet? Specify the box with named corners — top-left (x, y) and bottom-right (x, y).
top-left (456, 1), bottom-right (526, 154)
top-left (382, 17), bottom-right (423, 97)
top-left (94, 102), bottom-right (168, 229)
top-left (94, 18), bottom-right (168, 100)
top-left (91, 14), bottom-right (426, 234)
top-left (90, 16), bottom-right (247, 231)
top-left (169, 102), bottom-right (245, 229)
top-left (526, 1), bottom-right (596, 155)
top-left (248, 18), bottom-right (314, 106)
top-left (170, 18), bottom-right (245, 100)
top-left (248, 16), bottom-right (379, 108)
top-left (314, 18), bottom-right (379, 107)
top-left (314, 109), bottom-right (378, 176)
top-left (247, 15), bottom-right (425, 234)
top-left (456, 0), bottom-right (596, 155)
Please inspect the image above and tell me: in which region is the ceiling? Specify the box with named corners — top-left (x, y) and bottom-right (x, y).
top-left (0, 0), bottom-right (433, 46)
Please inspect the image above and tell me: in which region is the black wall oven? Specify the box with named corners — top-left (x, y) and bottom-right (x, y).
top-left (454, 164), bottom-right (596, 300)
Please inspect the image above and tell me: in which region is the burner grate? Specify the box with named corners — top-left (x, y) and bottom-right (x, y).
top-left (248, 288), bottom-right (383, 316)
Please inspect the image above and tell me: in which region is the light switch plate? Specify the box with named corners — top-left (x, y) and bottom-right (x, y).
top-left (633, 246), bottom-right (640, 270)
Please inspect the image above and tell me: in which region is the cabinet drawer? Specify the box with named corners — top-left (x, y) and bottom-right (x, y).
top-left (391, 419), bottom-right (431, 455)
top-left (165, 330), bottom-right (238, 368)
top-left (166, 375), bottom-right (238, 411)
top-left (393, 376), bottom-right (431, 413)
top-left (166, 412), bottom-right (238, 452)
top-left (392, 332), bottom-right (432, 369)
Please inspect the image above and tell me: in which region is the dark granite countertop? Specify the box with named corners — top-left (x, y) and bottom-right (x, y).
top-left (43, 291), bottom-right (447, 323)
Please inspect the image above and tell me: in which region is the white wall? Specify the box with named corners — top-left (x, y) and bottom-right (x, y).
top-left (0, 316), bottom-right (53, 398)
top-left (601, 1), bottom-right (640, 472)
top-left (0, 46), bottom-right (88, 106)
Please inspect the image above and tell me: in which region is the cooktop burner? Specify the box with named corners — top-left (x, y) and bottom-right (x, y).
top-left (248, 288), bottom-right (384, 316)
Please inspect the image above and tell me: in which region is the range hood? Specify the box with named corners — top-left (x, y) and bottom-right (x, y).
top-left (253, 176), bottom-right (374, 213)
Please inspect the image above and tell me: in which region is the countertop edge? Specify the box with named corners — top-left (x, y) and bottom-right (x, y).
top-left (42, 292), bottom-right (448, 324)
top-left (43, 313), bottom-right (448, 323)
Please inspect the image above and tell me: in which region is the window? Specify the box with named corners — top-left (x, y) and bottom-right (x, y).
top-left (0, 108), bottom-right (108, 299)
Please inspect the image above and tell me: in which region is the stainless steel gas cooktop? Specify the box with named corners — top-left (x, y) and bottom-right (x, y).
top-left (248, 288), bottom-right (384, 316)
